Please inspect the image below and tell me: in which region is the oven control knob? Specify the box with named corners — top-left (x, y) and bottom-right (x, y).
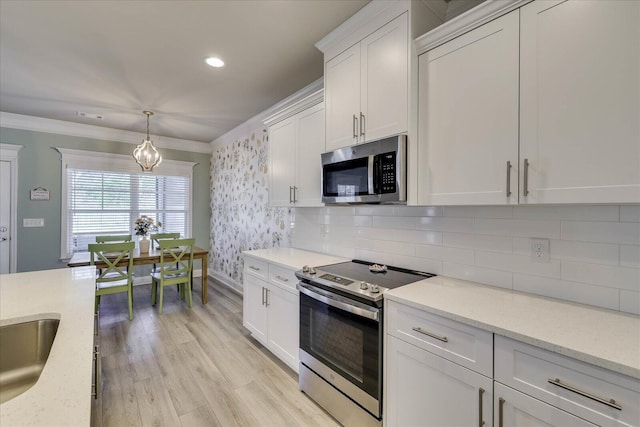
top-left (302, 265), bottom-right (310, 273)
top-left (309, 267), bottom-right (316, 275)
top-left (360, 281), bottom-right (369, 290)
top-left (370, 284), bottom-right (380, 293)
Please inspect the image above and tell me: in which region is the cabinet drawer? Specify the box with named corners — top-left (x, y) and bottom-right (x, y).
top-left (386, 300), bottom-right (493, 377)
top-left (243, 257), bottom-right (269, 280)
top-left (269, 264), bottom-right (298, 291)
top-left (495, 336), bottom-right (640, 427)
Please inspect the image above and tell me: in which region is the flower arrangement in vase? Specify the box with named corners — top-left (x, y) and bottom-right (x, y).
top-left (134, 215), bottom-right (161, 252)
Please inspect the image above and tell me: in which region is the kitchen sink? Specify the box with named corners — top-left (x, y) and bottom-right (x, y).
top-left (0, 318), bottom-right (60, 404)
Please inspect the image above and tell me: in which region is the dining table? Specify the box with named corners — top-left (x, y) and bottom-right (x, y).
top-left (67, 246), bottom-right (210, 304)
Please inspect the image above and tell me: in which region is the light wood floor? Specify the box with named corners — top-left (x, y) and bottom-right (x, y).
top-left (92, 277), bottom-right (339, 427)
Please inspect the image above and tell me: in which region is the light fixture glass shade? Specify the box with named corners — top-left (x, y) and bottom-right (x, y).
top-left (133, 110), bottom-right (162, 172)
top-left (133, 137), bottom-right (162, 172)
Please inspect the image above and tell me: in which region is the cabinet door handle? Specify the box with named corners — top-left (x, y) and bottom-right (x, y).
top-left (289, 186), bottom-right (294, 204)
top-left (548, 378), bottom-right (622, 410)
top-left (523, 158), bottom-right (530, 196)
top-left (92, 344), bottom-right (100, 399)
top-left (249, 265), bottom-right (261, 271)
top-left (261, 287), bottom-right (266, 305)
top-left (353, 114), bottom-right (358, 139)
top-left (275, 275), bottom-right (289, 282)
top-left (265, 288), bottom-right (270, 307)
top-left (498, 397), bottom-right (505, 427)
top-left (360, 112), bottom-right (365, 137)
top-left (293, 186), bottom-right (298, 203)
top-left (506, 161), bottom-right (512, 197)
top-left (412, 327), bottom-right (448, 342)
top-left (478, 388), bottom-right (485, 426)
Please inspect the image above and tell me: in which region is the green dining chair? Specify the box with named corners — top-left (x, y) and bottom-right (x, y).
top-left (89, 241), bottom-right (135, 321)
top-left (151, 238), bottom-right (195, 314)
top-left (150, 233), bottom-right (180, 249)
top-left (95, 234), bottom-right (132, 243)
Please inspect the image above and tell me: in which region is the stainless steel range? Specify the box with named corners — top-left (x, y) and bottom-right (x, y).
top-left (295, 260), bottom-right (435, 427)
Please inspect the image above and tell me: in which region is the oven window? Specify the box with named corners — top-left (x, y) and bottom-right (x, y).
top-left (323, 157), bottom-right (370, 197)
top-left (311, 308), bottom-right (364, 382)
top-left (300, 292), bottom-right (380, 399)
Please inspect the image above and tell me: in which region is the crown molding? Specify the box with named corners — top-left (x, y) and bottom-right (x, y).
top-left (211, 78), bottom-right (323, 151)
top-left (263, 89), bottom-right (323, 126)
top-left (415, 0), bottom-right (532, 55)
top-left (0, 112), bottom-right (212, 154)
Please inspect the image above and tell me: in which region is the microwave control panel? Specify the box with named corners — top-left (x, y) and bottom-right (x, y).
top-left (380, 152), bottom-right (396, 193)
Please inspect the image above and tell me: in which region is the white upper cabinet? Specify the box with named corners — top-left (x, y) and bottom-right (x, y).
top-left (325, 13), bottom-right (408, 152)
top-left (267, 90), bottom-right (325, 207)
top-left (519, 0), bottom-right (640, 204)
top-left (416, 0), bottom-right (640, 205)
top-left (325, 44), bottom-right (361, 151)
top-left (418, 9), bottom-right (519, 205)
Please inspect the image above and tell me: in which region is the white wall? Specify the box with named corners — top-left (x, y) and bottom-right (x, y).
top-left (292, 204), bottom-right (640, 315)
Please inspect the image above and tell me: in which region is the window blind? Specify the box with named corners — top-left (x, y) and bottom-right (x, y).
top-left (65, 168), bottom-right (190, 257)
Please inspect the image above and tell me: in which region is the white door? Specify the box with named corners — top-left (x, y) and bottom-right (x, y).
top-left (242, 274), bottom-right (268, 345)
top-left (269, 116), bottom-right (296, 207)
top-left (266, 284), bottom-right (299, 372)
top-left (520, 0), bottom-right (640, 204)
top-left (385, 335), bottom-right (493, 427)
top-left (325, 44), bottom-right (361, 151)
top-left (495, 383), bottom-right (597, 427)
top-left (0, 161), bottom-right (11, 274)
top-left (295, 102), bottom-right (325, 207)
top-left (360, 12), bottom-right (408, 143)
top-left (418, 9), bottom-right (519, 206)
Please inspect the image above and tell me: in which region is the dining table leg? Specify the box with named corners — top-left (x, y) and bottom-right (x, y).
top-left (201, 255), bottom-right (208, 304)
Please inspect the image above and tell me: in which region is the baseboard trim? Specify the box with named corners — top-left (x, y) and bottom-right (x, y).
top-left (210, 270), bottom-right (243, 295)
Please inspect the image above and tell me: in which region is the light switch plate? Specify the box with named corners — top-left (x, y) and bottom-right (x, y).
top-left (23, 218), bottom-right (44, 227)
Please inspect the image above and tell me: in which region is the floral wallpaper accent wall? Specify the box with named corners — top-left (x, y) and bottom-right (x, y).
top-left (209, 128), bottom-right (291, 287)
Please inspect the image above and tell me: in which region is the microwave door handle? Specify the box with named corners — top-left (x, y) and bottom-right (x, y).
top-left (368, 155), bottom-right (375, 195)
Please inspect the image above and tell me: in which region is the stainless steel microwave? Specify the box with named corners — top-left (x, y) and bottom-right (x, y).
top-left (321, 135), bottom-right (407, 204)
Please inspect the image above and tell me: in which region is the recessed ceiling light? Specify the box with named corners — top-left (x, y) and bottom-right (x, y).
top-left (205, 57), bottom-right (225, 68)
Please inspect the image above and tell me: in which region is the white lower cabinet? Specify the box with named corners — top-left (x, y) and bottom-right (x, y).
top-left (385, 335), bottom-right (493, 427)
top-left (242, 258), bottom-right (299, 372)
top-left (495, 383), bottom-right (596, 427)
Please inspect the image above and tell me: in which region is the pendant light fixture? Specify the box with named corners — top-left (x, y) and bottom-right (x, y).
top-left (133, 110), bottom-right (162, 172)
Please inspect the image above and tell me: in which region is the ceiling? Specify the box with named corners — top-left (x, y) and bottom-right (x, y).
top-left (0, 0), bottom-right (369, 144)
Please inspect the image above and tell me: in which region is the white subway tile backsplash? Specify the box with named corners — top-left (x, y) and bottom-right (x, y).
top-left (620, 205), bottom-right (640, 222)
top-left (355, 238), bottom-right (415, 256)
top-left (561, 221), bottom-right (640, 245)
top-left (513, 274), bottom-right (620, 310)
top-left (474, 218), bottom-right (561, 238)
top-left (561, 261), bottom-right (640, 292)
top-left (475, 251), bottom-right (561, 278)
top-left (443, 232), bottom-right (513, 253)
top-left (619, 290), bottom-right (640, 315)
top-left (442, 206), bottom-right (514, 219)
top-left (291, 204), bottom-right (637, 313)
top-left (513, 238), bottom-right (619, 266)
top-left (513, 205), bottom-right (619, 221)
top-left (415, 244), bottom-right (474, 264)
top-left (373, 215), bottom-right (418, 230)
top-left (442, 262), bottom-right (513, 289)
top-left (393, 206), bottom-right (443, 217)
top-left (620, 245), bottom-right (640, 268)
top-left (418, 216), bottom-right (475, 233)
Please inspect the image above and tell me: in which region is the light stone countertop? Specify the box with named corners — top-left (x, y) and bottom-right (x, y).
top-left (242, 247), bottom-right (350, 271)
top-left (386, 275), bottom-right (640, 380)
top-left (0, 267), bottom-right (97, 427)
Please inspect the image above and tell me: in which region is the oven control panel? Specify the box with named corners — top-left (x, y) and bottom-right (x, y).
top-left (319, 274), bottom-right (353, 286)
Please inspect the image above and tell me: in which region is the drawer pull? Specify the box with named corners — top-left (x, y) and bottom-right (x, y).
top-left (412, 327), bottom-right (448, 342)
top-left (498, 398), bottom-right (505, 427)
top-left (275, 275), bottom-right (289, 282)
top-left (249, 265), bottom-right (261, 271)
top-left (548, 378), bottom-right (622, 411)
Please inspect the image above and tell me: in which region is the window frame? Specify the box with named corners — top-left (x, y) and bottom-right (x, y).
top-left (57, 147), bottom-right (196, 259)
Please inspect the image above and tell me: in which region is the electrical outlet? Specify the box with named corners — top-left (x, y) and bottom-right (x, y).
top-left (530, 238), bottom-right (550, 262)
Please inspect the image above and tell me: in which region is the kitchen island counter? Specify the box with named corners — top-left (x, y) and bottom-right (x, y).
top-left (0, 267), bottom-right (96, 426)
top-left (386, 275), bottom-right (640, 380)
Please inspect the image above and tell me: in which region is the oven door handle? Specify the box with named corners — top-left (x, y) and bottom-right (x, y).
top-left (297, 282), bottom-right (379, 322)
